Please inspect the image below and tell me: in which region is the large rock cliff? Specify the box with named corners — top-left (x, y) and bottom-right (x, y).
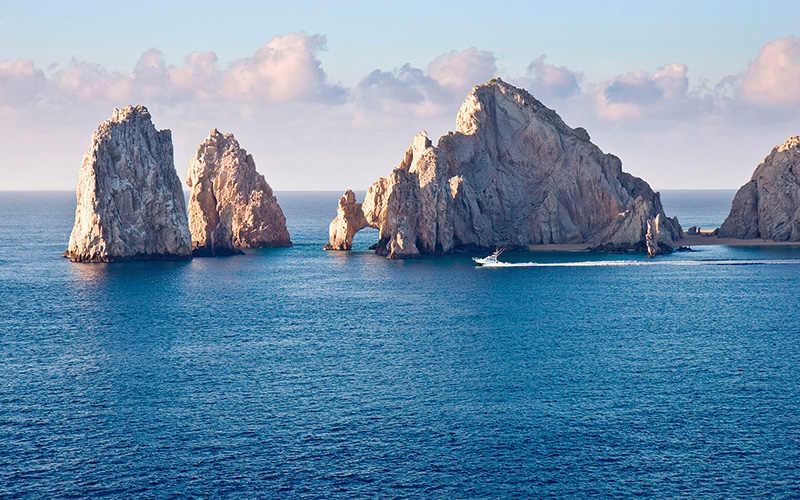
top-left (64, 105), bottom-right (192, 262)
top-left (186, 130), bottom-right (291, 256)
top-left (719, 136), bottom-right (800, 241)
top-left (326, 79), bottom-right (681, 258)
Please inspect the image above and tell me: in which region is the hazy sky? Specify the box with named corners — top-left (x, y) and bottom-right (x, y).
top-left (1, 0), bottom-right (798, 191)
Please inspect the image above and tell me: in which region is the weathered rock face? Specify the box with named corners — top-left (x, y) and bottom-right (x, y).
top-left (327, 79), bottom-right (681, 258)
top-left (64, 105), bottom-right (192, 262)
top-left (646, 215), bottom-right (661, 257)
top-left (324, 190), bottom-right (368, 251)
top-left (186, 129), bottom-right (291, 256)
top-left (719, 136), bottom-right (800, 241)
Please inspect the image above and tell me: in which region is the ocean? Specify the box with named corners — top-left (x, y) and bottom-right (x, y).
top-left (1, 189), bottom-right (799, 499)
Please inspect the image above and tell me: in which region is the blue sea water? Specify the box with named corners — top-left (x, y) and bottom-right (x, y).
top-left (1, 190), bottom-right (799, 499)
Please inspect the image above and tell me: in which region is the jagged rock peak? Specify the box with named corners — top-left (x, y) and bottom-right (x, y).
top-left (455, 79), bottom-right (590, 143)
top-left (719, 135), bottom-right (800, 241)
top-left (326, 79), bottom-right (682, 258)
top-left (186, 129), bottom-right (291, 256)
top-left (64, 105), bottom-right (192, 262)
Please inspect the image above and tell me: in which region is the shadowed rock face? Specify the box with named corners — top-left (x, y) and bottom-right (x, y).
top-left (719, 136), bottom-right (800, 241)
top-left (326, 79), bottom-right (681, 258)
top-left (64, 105), bottom-right (192, 262)
top-left (186, 130), bottom-right (291, 256)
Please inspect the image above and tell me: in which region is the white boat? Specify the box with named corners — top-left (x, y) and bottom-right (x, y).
top-left (473, 248), bottom-right (506, 266)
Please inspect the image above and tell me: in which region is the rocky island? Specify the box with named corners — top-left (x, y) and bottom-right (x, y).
top-left (64, 105), bottom-right (192, 262)
top-left (719, 136), bottom-right (800, 241)
top-left (186, 130), bottom-right (291, 256)
top-left (326, 79), bottom-right (682, 258)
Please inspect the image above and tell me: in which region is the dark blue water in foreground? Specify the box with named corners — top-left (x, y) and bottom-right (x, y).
top-left (1, 190), bottom-right (799, 499)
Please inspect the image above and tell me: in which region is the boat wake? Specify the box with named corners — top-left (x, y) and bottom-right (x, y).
top-left (476, 259), bottom-right (800, 268)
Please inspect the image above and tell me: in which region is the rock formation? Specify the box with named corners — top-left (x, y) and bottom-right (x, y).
top-left (326, 79), bottom-right (681, 258)
top-left (186, 129), bottom-right (291, 256)
top-left (719, 136), bottom-right (800, 241)
top-left (645, 215), bottom-right (660, 257)
top-left (64, 105), bottom-right (192, 262)
top-left (324, 190), bottom-right (368, 251)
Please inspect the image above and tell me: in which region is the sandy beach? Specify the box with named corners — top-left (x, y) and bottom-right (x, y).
top-left (677, 233), bottom-right (800, 247)
top-left (524, 231), bottom-right (800, 252)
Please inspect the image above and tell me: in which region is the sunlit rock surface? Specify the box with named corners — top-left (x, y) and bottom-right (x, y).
top-left (327, 79), bottom-right (681, 258)
top-left (64, 105), bottom-right (192, 262)
top-left (324, 190), bottom-right (369, 251)
top-left (186, 129), bottom-right (291, 256)
top-left (719, 136), bottom-right (800, 241)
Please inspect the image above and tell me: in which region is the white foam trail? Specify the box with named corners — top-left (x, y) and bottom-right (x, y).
top-left (477, 259), bottom-right (800, 268)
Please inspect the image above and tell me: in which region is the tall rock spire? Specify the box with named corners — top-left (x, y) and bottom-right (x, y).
top-left (64, 105), bottom-right (192, 262)
top-left (186, 129), bottom-right (291, 256)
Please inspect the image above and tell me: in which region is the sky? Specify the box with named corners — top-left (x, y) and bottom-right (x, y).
top-left (1, 0), bottom-right (798, 191)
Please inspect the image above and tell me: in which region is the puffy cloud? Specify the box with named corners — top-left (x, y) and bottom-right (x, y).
top-left (3, 36), bottom-right (797, 143)
top-left (739, 36), bottom-right (800, 107)
top-left (604, 70), bottom-right (663, 105)
top-left (0, 59), bottom-right (47, 107)
top-left (524, 55), bottom-right (582, 99)
top-left (595, 63), bottom-right (693, 120)
top-left (355, 65), bottom-right (445, 117)
top-left (654, 63), bottom-right (690, 100)
top-left (51, 61), bottom-right (133, 103)
top-left (225, 32), bottom-right (345, 103)
top-left (168, 51), bottom-right (222, 101)
top-left (1, 32), bottom-right (344, 110)
top-left (427, 47), bottom-right (496, 92)
top-left (354, 47), bottom-right (495, 118)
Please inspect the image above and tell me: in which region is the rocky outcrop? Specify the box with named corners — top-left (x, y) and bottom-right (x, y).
top-left (324, 190), bottom-right (369, 251)
top-left (186, 129), bottom-right (290, 256)
top-left (719, 136), bottom-right (800, 241)
top-left (64, 105), bottom-right (192, 262)
top-left (326, 79), bottom-right (681, 258)
top-left (645, 215), bottom-right (660, 257)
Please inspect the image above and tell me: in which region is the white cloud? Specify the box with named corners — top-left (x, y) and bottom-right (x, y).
top-left (586, 37), bottom-right (800, 123)
top-left (739, 36), bottom-right (800, 107)
top-left (225, 32), bottom-right (344, 103)
top-left (52, 61), bottom-right (133, 103)
top-left (168, 51), bottom-right (222, 101)
top-left (594, 63), bottom-right (698, 120)
top-left (354, 65), bottom-right (445, 117)
top-left (427, 47), bottom-right (496, 93)
top-left (354, 47), bottom-right (496, 118)
top-left (523, 55), bottom-right (582, 99)
top-left (0, 59), bottom-right (47, 107)
top-left (1, 32), bottom-right (344, 111)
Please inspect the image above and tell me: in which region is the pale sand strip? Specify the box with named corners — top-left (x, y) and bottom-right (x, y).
top-left (523, 233), bottom-right (800, 252)
top-left (526, 244), bottom-right (590, 252)
top-left (677, 234), bottom-right (800, 247)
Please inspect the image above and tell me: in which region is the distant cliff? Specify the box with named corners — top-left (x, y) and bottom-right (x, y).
top-left (719, 136), bottom-right (800, 241)
top-left (64, 106), bottom-right (192, 262)
top-left (326, 79), bottom-right (681, 258)
top-left (186, 130), bottom-right (291, 256)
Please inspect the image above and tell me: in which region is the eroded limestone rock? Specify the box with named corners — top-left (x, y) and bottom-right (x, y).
top-left (327, 79), bottom-right (681, 258)
top-left (186, 129), bottom-right (291, 256)
top-left (324, 190), bottom-right (368, 251)
top-left (719, 136), bottom-right (800, 241)
top-left (646, 215), bottom-right (660, 257)
top-left (64, 105), bottom-right (192, 262)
